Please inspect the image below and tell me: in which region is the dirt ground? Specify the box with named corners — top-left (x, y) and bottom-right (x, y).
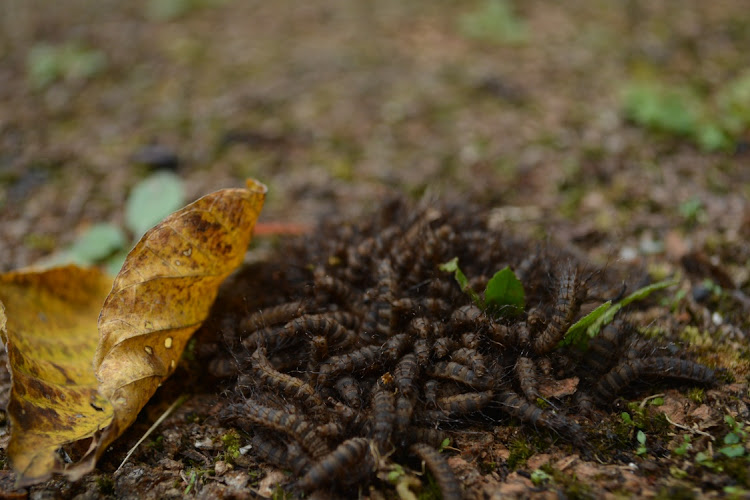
top-left (1, 0), bottom-right (749, 498)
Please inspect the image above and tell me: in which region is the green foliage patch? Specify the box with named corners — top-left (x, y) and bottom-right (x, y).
top-left (27, 42), bottom-right (107, 90)
top-left (622, 70), bottom-right (750, 152)
top-left (459, 0), bottom-right (527, 45)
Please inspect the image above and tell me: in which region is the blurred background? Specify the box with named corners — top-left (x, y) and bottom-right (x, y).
top-left (1, 0), bottom-right (749, 274)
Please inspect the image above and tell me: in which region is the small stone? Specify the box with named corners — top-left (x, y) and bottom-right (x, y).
top-left (131, 144), bottom-right (179, 170)
top-left (213, 460), bottom-right (232, 476)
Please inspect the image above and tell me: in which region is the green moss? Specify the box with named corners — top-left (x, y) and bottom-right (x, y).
top-left (507, 437), bottom-right (534, 470)
top-left (145, 434), bottom-right (164, 453)
top-left (221, 429), bottom-right (242, 462)
top-left (479, 460), bottom-right (497, 474)
top-left (95, 475), bottom-right (115, 496)
top-left (654, 484), bottom-right (698, 500)
top-left (539, 463), bottom-right (593, 500)
top-left (270, 484), bottom-right (293, 500)
top-left (687, 387), bottom-right (705, 404)
top-left (417, 472), bottom-right (443, 500)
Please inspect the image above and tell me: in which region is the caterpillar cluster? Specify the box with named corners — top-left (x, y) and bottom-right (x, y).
top-left (208, 199), bottom-right (715, 498)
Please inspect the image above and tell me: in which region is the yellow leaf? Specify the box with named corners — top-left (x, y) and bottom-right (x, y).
top-left (0, 178), bottom-right (267, 486)
top-left (0, 266), bottom-right (114, 486)
top-left (93, 178), bottom-right (266, 469)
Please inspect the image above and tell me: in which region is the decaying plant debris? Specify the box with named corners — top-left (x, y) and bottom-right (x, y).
top-left (203, 198), bottom-right (721, 498)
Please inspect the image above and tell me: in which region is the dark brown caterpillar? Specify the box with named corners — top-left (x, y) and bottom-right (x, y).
top-left (250, 348), bottom-right (326, 412)
top-left (410, 443), bottom-right (463, 500)
top-left (244, 313), bottom-right (357, 352)
top-left (296, 437), bottom-right (373, 492)
top-left (313, 268), bottom-right (357, 306)
top-left (451, 304), bottom-right (483, 327)
top-left (371, 378), bottom-right (396, 453)
top-left (414, 338), bottom-right (431, 367)
top-left (251, 433), bottom-right (311, 475)
top-left (437, 390), bottom-right (494, 416)
top-left (515, 356), bottom-right (539, 400)
top-left (394, 353), bottom-right (419, 397)
top-left (393, 297), bottom-right (452, 316)
top-left (495, 391), bottom-right (582, 442)
top-left (395, 395), bottom-right (415, 436)
top-left (241, 301), bottom-right (306, 331)
top-left (409, 316), bottom-right (435, 339)
top-left (239, 401), bottom-right (330, 459)
top-left (380, 333), bottom-right (412, 362)
top-left (335, 376), bottom-right (361, 408)
top-left (593, 357), bottom-right (715, 403)
top-left (318, 344), bottom-right (380, 383)
top-left (460, 332), bottom-right (481, 350)
top-left (533, 264), bottom-right (587, 355)
top-left (360, 260), bottom-right (395, 342)
top-left (428, 361), bottom-right (492, 389)
top-left (424, 379), bottom-right (440, 408)
top-left (451, 347), bottom-right (487, 378)
top-left (407, 427), bottom-right (451, 448)
top-left (433, 337), bottom-right (458, 359)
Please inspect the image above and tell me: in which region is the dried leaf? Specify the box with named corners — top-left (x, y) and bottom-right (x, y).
top-left (1, 178), bottom-right (266, 486)
top-left (92, 178), bottom-right (266, 472)
top-left (0, 266), bottom-right (114, 486)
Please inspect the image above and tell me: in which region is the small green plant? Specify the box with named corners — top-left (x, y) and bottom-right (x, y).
top-left (386, 463), bottom-right (423, 499)
top-left (636, 430), bottom-right (648, 456)
top-left (438, 437), bottom-right (452, 452)
top-left (439, 258), bottom-right (525, 316)
top-left (459, 0), bottom-right (528, 45)
top-left (530, 468), bottom-right (552, 486)
top-left (619, 406), bottom-right (669, 457)
top-left (678, 198), bottom-right (706, 226)
top-left (386, 463), bottom-right (406, 484)
top-left (184, 469), bottom-right (198, 495)
top-left (719, 415), bottom-right (747, 458)
top-left (693, 415), bottom-right (750, 488)
top-left (673, 435), bottom-right (692, 456)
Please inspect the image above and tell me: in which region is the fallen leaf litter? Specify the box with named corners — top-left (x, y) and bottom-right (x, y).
top-left (209, 198), bottom-right (717, 498)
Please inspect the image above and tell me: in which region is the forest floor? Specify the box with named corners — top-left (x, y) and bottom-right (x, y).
top-left (1, 1), bottom-right (750, 498)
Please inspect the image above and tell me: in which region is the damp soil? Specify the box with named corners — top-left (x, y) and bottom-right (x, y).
top-left (1, 1), bottom-right (750, 498)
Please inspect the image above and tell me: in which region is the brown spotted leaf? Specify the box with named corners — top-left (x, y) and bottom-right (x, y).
top-left (92, 178), bottom-right (266, 470)
top-left (0, 266), bottom-right (114, 486)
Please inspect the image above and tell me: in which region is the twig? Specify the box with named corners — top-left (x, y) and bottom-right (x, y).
top-left (115, 394), bottom-right (191, 473)
top-left (639, 393), bottom-right (664, 408)
top-left (663, 413), bottom-right (715, 441)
